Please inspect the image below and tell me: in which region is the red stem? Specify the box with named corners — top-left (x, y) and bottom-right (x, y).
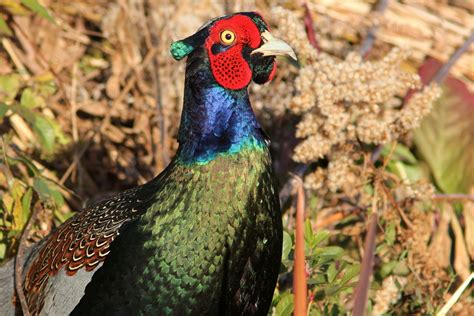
top-left (294, 183), bottom-right (308, 315)
top-left (352, 212), bottom-right (378, 316)
top-left (303, 3), bottom-right (320, 52)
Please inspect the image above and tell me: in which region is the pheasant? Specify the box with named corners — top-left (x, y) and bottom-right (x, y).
top-left (0, 12), bottom-right (296, 315)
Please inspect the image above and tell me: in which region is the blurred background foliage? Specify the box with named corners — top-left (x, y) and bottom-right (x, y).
top-left (0, 0), bottom-right (473, 315)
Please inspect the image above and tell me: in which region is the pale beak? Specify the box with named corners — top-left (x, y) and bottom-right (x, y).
top-left (251, 31), bottom-right (297, 61)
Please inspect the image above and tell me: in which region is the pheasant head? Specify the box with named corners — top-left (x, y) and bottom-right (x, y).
top-left (171, 12), bottom-right (296, 89)
top-left (170, 12), bottom-right (296, 164)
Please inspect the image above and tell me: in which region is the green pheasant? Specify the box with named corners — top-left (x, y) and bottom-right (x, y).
top-left (0, 12), bottom-right (296, 315)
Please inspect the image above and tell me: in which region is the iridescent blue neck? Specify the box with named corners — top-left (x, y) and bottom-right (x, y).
top-left (176, 80), bottom-right (265, 165)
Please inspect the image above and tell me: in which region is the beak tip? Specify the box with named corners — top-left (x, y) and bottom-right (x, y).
top-left (252, 31), bottom-right (298, 61)
top-left (289, 51), bottom-right (298, 61)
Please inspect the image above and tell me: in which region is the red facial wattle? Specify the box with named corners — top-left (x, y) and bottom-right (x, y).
top-left (205, 15), bottom-right (263, 90)
top-left (268, 61), bottom-right (276, 81)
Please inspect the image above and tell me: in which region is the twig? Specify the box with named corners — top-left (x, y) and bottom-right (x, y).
top-left (144, 0), bottom-right (169, 169)
top-left (359, 0), bottom-right (390, 57)
top-left (433, 193), bottom-right (474, 202)
top-left (432, 31), bottom-right (474, 84)
top-left (381, 142), bottom-right (396, 169)
top-left (70, 63), bottom-right (79, 143)
top-left (293, 179), bottom-right (307, 316)
top-left (11, 19), bottom-right (73, 109)
top-left (352, 210), bottom-right (378, 316)
top-left (59, 130), bottom-right (97, 185)
top-left (303, 2), bottom-right (319, 51)
top-left (1, 38), bottom-right (30, 80)
top-left (381, 183), bottom-right (415, 230)
top-left (69, 63), bottom-right (80, 183)
top-left (15, 202), bottom-right (42, 316)
top-left (8, 143), bottom-right (83, 203)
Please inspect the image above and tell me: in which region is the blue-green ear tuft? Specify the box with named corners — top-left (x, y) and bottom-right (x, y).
top-left (170, 41), bottom-right (195, 61)
top-left (169, 28), bottom-right (209, 61)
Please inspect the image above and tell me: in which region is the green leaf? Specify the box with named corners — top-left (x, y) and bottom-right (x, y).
top-left (414, 58), bottom-right (474, 193)
top-left (21, 88), bottom-right (45, 108)
top-left (385, 223), bottom-right (396, 246)
top-left (0, 243), bottom-right (5, 260)
top-left (340, 264), bottom-right (360, 285)
top-left (32, 115), bottom-right (56, 151)
top-left (0, 74), bottom-right (21, 102)
top-left (382, 143), bottom-right (417, 164)
top-left (310, 230), bottom-right (330, 249)
top-left (0, 16), bottom-right (13, 36)
top-left (282, 231), bottom-right (292, 261)
top-left (54, 208), bottom-right (73, 223)
top-left (20, 0), bottom-right (54, 22)
top-left (35, 78), bottom-right (57, 96)
top-left (393, 260), bottom-right (410, 276)
top-left (33, 176), bottom-right (63, 207)
top-left (307, 274), bottom-right (326, 285)
top-left (0, 103), bottom-right (8, 118)
top-left (33, 176), bottom-right (50, 200)
top-left (402, 164), bottom-right (424, 182)
top-left (380, 261), bottom-right (398, 278)
top-left (324, 284), bottom-right (341, 296)
top-left (275, 292), bottom-right (294, 316)
top-left (11, 180), bottom-right (26, 229)
top-left (304, 219), bottom-right (313, 242)
top-left (314, 246), bottom-right (344, 260)
top-left (21, 187), bottom-right (33, 222)
top-left (327, 263), bottom-right (338, 283)
top-left (48, 117), bottom-right (69, 146)
top-left (8, 153), bottom-right (40, 176)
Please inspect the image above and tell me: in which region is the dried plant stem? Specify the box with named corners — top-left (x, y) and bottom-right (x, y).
top-left (59, 130), bottom-right (97, 186)
top-left (70, 63), bottom-right (79, 143)
top-left (436, 273), bottom-right (474, 316)
top-left (1, 38), bottom-right (30, 80)
top-left (359, 0), bottom-right (390, 57)
top-left (294, 180), bottom-right (307, 316)
top-left (432, 31), bottom-right (474, 84)
top-left (11, 19), bottom-right (72, 109)
top-left (144, 1), bottom-right (169, 168)
top-left (381, 183), bottom-right (415, 230)
top-left (352, 209), bottom-right (378, 316)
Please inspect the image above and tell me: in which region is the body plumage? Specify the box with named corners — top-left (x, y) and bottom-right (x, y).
top-left (0, 11), bottom-right (296, 315)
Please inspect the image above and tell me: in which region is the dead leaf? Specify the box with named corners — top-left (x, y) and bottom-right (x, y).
top-left (428, 208), bottom-right (451, 268)
top-left (77, 101), bottom-right (107, 117)
top-left (104, 124), bottom-right (125, 144)
top-left (464, 187), bottom-right (474, 260)
top-left (414, 58), bottom-right (474, 194)
top-left (106, 75), bottom-right (121, 99)
top-left (446, 203), bottom-right (471, 281)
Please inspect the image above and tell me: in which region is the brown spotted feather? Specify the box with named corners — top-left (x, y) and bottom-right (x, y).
top-left (23, 182), bottom-right (158, 314)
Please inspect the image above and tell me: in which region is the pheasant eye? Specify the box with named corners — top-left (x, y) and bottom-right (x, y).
top-left (220, 30), bottom-right (236, 45)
